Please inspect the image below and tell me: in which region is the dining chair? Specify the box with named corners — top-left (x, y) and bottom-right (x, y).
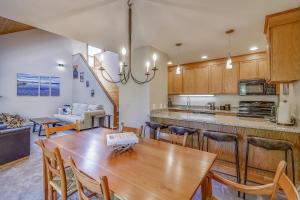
top-left (37, 140), bottom-right (77, 200)
top-left (69, 157), bottom-right (121, 200)
top-left (119, 122), bottom-right (144, 137)
top-left (44, 120), bottom-right (80, 138)
top-left (205, 160), bottom-right (299, 200)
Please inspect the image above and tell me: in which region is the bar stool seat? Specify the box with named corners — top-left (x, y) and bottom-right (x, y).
top-left (244, 136), bottom-right (295, 189)
top-left (168, 126), bottom-right (198, 147)
top-left (202, 130), bottom-right (241, 187)
top-left (144, 122), bottom-right (169, 140)
top-left (203, 130), bottom-right (237, 142)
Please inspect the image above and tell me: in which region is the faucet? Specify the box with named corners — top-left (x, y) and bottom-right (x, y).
top-left (186, 97), bottom-right (191, 110)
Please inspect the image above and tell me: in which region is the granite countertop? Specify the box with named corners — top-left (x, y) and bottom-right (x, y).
top-left (150, 111), bottom-right (300, 134)
top-left (168, 106), bottom-right (238, 114)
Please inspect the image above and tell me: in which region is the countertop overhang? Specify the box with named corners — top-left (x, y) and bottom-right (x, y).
top-left (150, 111), bottom-right (300, 134)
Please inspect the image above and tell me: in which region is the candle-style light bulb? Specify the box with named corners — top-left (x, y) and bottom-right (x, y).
top-left (100, 54), bottom-right (104, 62)
top-left (121, 47), bottom-right (127, 56)
top-left (119, 62), bottom-right (123, 73)
top-left (146, 61), bottom-right (150, 73)
top-left (152, 54), bottom-right (157, 61)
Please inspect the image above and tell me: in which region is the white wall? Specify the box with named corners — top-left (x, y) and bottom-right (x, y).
top-left (72, 54), bottom-right (114, 127)
top-left (280, 81), bottom-right (300, 121)
top-left (119, 46), bottom-right (168, 128)
top-left (0, 29), bottom-right (82, 119)
top-left (171, 95), bottom-right (279, 108)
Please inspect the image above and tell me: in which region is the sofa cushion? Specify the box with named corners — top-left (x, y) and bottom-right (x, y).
top-left (71, 103), bottom-right (80, 115)
top-left (74, 104), bottom-right (88, 116)
top-left (53, 114), bottom-right (83, 123)
top-left (87, 104), bottom-right (103, 111)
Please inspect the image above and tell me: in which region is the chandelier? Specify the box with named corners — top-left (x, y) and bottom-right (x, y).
top-left (225, 29), bottom-right (234, 69)
top-left (98, 0), bottom-right (159, 85)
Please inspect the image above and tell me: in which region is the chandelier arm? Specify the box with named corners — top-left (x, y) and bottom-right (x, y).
top-left (100, 70), bottom-right (123, 84)
top-left (130, 70), bottom-right (157, 84)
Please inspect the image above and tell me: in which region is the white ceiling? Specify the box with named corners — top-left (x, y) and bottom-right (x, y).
top-left (0, 0), bottom-right (300, 64)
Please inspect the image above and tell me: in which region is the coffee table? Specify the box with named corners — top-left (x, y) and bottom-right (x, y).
top-left (30, 117), bottom-right (61, 136)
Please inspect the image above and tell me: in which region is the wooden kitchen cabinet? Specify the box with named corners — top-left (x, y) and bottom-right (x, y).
top-left (195, 66), bottom-right (209, 94)
top-left (240, 60), bottom-right (258, 80)
top-left (168, 67), bottom-right (183, 94)
top-left (223, 62), bottom-right (239, 94)
top-left (209, 64), bottom-right (223, 94)
top-left (257, 59), bottom-right (270, 80)
top-left (183, 67), bottom-right (196, 94)
top-left (240, 59), bottom-right (269, 80)
top-left (265, 8), bottom-right (300, 82)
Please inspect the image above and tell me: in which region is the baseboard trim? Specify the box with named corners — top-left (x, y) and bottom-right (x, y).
top-left (0, 156), bottom-right (29, 171)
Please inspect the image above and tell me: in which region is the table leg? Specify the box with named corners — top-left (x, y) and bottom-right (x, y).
top-left (39, 125), bottom-right (42, 136)
top-left (201, 176), bottom-right (208, 200)
top-left (107, 115), bottom-right (111, 129)
top-left (33, 123), bottom-right (36, 132)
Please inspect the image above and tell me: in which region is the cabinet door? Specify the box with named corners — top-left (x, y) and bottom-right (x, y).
top-left (223, 62), bottom-right (239, 94)
top-left (240, 60), bottom-right (258, 80)
top-left (183, 67), bottom-right (196, 94)
top-left (257, 60), bottom-right (270, 80)
top-left (168, 68), bottom-right (182, 94)
top-left (209, 65), bottom-right (223, 94)
top-left (270, 22), bottom-right (300, 82)
top-left (195, 66), bottom-right (209, 94)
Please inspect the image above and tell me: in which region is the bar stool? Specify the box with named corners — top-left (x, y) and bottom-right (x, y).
top-left (144, 122), bottom-right (169, 140)
top-left (244, 136), bottom-right (295, 189)
top-left (168, 126), bottom-right (198, 147)
top-left (201, 130), bottom-right (241, 185)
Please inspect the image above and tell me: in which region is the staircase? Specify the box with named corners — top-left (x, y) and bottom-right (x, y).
top-left (77, 53), bottom-right (119, 128)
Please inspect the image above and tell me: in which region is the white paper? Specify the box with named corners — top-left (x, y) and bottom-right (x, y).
top-left (106, 132), bottom-right (139, 146)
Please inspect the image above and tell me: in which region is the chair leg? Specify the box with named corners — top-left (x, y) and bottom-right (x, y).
top-left (197, 130), bottom-right (200, 150)
top-left (290, 148), bottom-right (296, 185)
top-left (235, 139), bottom-right (241, 197)
top-left (243, 142), bottom-right (250, 199)
top-left (285, 150), bottom-right (288, 174)
top-left (201, 136), bottom-right (205, 151)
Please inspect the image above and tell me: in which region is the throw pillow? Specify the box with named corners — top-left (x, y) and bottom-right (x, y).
top-left (71, 103), bottom-right (80, 115)
top-left (75, 104), bottom-right (88, 116)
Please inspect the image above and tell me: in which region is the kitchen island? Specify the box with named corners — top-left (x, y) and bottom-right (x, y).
top-left (150, 110), bottom-right (300, 185)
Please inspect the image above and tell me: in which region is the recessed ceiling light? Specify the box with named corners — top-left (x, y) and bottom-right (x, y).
top-left (167, 61), bottom-right (173, 65)
top-left (250, 46), bottom-right (258, 51)
top-left (201, 55), bottom-right (208, 59)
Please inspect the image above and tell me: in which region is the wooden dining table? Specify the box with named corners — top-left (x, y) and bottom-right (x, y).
top-left (40, 128), bottom-right (217, 200)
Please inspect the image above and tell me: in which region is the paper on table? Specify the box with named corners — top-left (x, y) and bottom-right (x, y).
top-left (106, 132), bottom-right (139, 146)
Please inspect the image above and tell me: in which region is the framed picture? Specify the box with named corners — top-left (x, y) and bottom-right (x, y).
top-left (80, 72), bottom-right (84, 82)
top-left (50, 76), bottom-right (60, 96)
top-left (73, 65), bottom-right (79, 79)
top-left (86, 80), bottom-right (89, 87)
top-left (40, 76), bottom-right (50, 96)
top-left (17, 73), bottom-right (39, 96)
top-left (91, 89), bottom-right (95, 97)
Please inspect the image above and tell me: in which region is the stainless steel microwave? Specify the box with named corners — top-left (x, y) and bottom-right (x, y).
top-left (239, 80), bottom-right (276, 96)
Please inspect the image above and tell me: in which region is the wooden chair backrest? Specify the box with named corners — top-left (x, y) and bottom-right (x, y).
top-left (171, 132), bottom-right (189, 147)
top-left (278, 173), bottom-right (299, 200)
top-left (37, 140), bottom-right (68, 197)
top-left (69, 158), bottom-right (111, 200)
top-left (119, 122), bottom-right (144, 137)
top-left (208, 161), bottom-right (290, 200)
top-left (44, 120), bottom-right (80, 138)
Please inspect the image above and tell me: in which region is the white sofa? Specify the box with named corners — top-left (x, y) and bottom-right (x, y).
top-left (54, 103), bottom-right (105, 130)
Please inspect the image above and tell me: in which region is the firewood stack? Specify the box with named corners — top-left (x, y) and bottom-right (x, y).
top-left (0, 113), bottom-right (25, 128)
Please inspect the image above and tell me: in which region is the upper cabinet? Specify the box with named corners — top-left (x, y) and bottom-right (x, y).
top-left (168, 67), bottom-right (183, 94)
top-left (209, 64), bottom-right (223, 94)
top-left (223, 62), bottom-right (239, 94)
top-left (183, 66), bottom-right (196, 94)
top-left (195, 66), bottom-right (209, 94)
top-left (168, 53), bottom-right (271, 95)
top-left (265, 8), bottom-right (300, 82)
top-left (240, 59), bottom-right (269, 80)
